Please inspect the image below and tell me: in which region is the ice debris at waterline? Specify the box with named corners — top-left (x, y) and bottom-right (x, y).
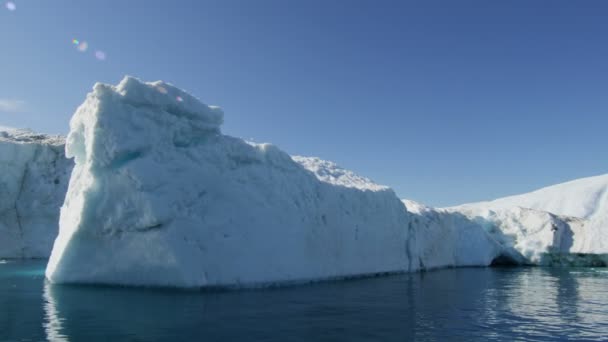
top-left (0, 128), bottom-right (73, 258)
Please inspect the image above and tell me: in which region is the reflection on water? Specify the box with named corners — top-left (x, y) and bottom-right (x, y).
top-left (2, 261), bottom-right (608, 341)
top-left (487, 268), bottom-right (608, 340)
top-left (43, 284), bottom-right (68, 342)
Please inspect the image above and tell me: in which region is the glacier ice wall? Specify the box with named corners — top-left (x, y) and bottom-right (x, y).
top-left (402, 200), bottom-right (501, 269)
top-left (0, 129), bottom-right (72, 258)
top-left (445, 205), bottom-right (590, 265)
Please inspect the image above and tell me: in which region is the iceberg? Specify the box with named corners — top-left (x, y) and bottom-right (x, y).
top-left (45, 77), bottom-right (420, 287)
top-left (0, 128), bottom-right (72, 258)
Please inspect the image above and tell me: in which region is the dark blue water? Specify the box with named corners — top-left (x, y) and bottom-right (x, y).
top-left (2, 261), bottom-right (608, 341)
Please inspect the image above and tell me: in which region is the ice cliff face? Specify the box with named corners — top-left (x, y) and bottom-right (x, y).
top-left (0, 129), bottom-right (72, 258)
top-left (401, 200), bottom-right (500, 269)
top-left (449, 206), bottom-right (595, 265)
top-left (46, 77), bottom-right (420, 287)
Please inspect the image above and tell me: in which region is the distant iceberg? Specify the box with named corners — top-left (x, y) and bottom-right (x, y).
top-left (0, 128), bottom-right (72, 258)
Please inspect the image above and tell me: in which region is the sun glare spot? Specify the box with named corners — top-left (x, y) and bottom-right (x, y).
top-left (6, 2), bottom-right (16, 11)
top-left (77, 41), bottom-right (88, 52)
top-left (95, 50), bottom-right (106, 61)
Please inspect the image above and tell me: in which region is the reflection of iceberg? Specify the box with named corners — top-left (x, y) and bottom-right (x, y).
top-left (565, 269), bottom-right (608, 328)
top-left (35, 274), bottom-right (427, 340)
top-left (41, 281), bottom-right (223, 340)
top-left (507, 269), bottom-right (563, 335)
top-left (483, 268), bottom-right (608, 339)
top-left (43, 283), bottom-right (69, 342)
top-left (36, 267), bottom-right (608, 340)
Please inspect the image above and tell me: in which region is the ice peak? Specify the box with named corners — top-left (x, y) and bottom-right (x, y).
top-left (94, 76), bottom-right (224, 131)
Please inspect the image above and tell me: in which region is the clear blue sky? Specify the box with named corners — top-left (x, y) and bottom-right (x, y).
top-left (1, 1), bottom-right (607, 206)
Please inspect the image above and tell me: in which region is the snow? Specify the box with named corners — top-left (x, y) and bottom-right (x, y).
top-left (45, 76), bottom-right (414, 287)
top-left (454, 174), bottom-right (608, 220)
top-left (292, 156), bottom-right (389, 191)
top-left (0, 129), bottom-right (72, 258)
top-left (402, 199), bottom-right (433, 215)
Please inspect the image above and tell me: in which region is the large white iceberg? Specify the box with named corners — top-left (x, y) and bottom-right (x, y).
top-left (0, 128), bottom-right (72, 258)
top-left (45, 77), bottom-right (421, 287)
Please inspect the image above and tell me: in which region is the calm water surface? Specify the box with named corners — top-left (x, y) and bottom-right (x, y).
top-left (1, 260), bottom-right (608, 341)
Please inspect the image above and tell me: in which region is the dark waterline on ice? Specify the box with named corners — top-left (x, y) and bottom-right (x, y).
top-left (2, 260), bottom-right (608, 341)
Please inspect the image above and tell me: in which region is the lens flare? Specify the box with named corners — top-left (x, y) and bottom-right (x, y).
top-left (6, 2), bottom-right (16, 11)
top-left (156, 86), bottom-right (168, 94)
top-left (77, 41), bottom-right (88, 52)
top-left (176, 96), bottom-right (183, 102)
top-left (72, 39), bottom-right (79, 45)
top-left (95, 50), bottom-right (106, 61)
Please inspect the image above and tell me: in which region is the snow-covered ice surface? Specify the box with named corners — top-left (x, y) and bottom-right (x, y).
top-left (46, 77), bottom-right (420, 287)
top-left (292, 156), bottom-right (389, 192)
top-left (447, 175), bottom-right (608, 265)
top-left (0, 128), bottom-right (72, 258)
top-left (454, 174), bottom-right (608, 221)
